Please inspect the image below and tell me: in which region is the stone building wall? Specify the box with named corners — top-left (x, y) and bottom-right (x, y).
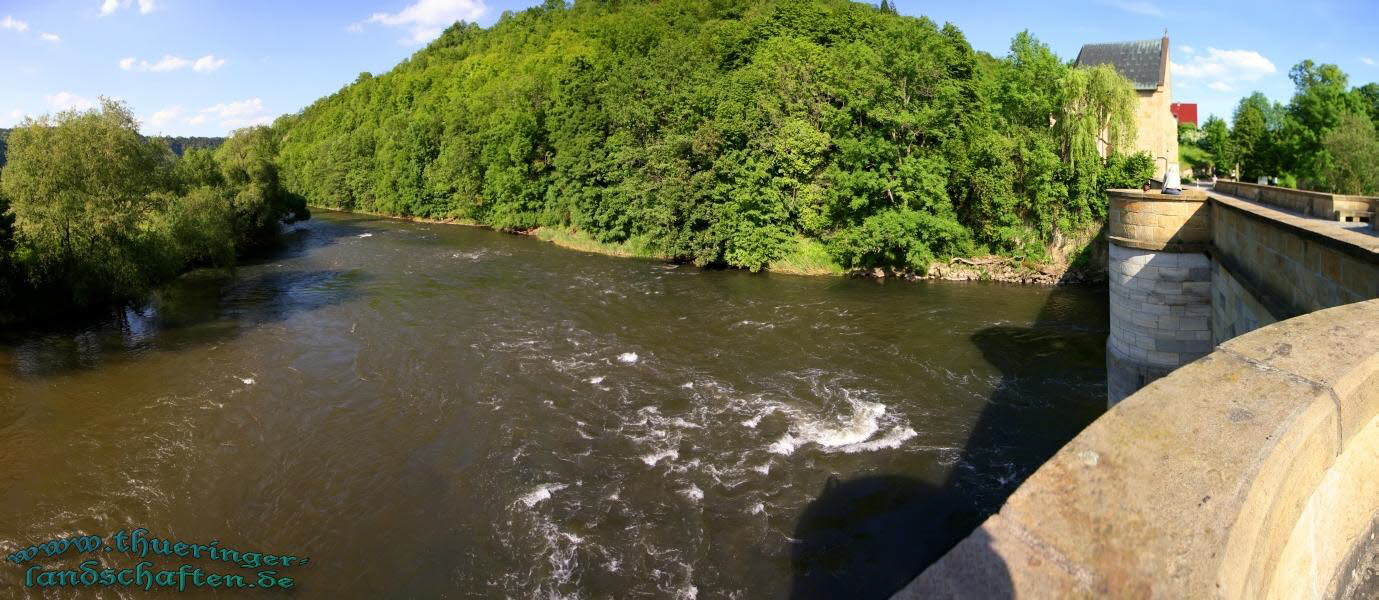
top-left (1134, 84), bottom-right (1178, 179)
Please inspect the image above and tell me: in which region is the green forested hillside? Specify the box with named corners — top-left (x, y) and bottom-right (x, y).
top-left (277, 0), bottom-right (1151, 273)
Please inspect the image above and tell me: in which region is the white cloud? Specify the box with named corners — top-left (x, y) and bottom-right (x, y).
top-left (39, 32), bottom-right (60, 42)
top-left (194, 98), bottom-right (271, 129)
top-left (1179, 45), bottom-right (1194, 55)
top-left (100, 0), bottom-right (156, 16)
top-left (354, 0), bottom-right (486, 45)
top-left (192, 55), bottom-right (226, 72)
top-left (147, 105), bottom-right (183, 128)
top-left (150, 55), bottom-right (189, 71)
top-left (47, 92), bottom-right (98, 112)
top-left (119, 54), bottom-right (226, 72)
top-left (1, 15), bottom-right (29, 32)
top-left (1363, 57), bottom-right (1376, 66)
top-left (1111, 1), bottom-right (1164, 17)
top-left (1171, 47), bottom-right (1276, 94)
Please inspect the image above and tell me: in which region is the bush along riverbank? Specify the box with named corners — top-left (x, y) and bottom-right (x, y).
top-left (0, 101), bottom-right (308, 325)
top-left (330, 205), bottom-right (1111, 285)
top-left (278, 0), bottom-right (1153, 281)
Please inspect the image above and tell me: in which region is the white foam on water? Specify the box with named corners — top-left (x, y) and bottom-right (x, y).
top-left (641, 449), bottom-right (678, 467)
top-left (741, 405), bottom-right (777, 428)
top-left (680, 382), bottom-right (694, 389)
top-left (748, 502), bottom-right (766, 515)
top-left (752, 462), bottom-right (771, 475)
top-left (588, 376), bottom-right (605, 385)
top-left (768, 395), bottom-right (901, 455)
top-left (826, 426), bottom-right (918, 454)
top-left (617, 352), bottom-right (639, 364)
top-left (679, 484), bottom-right (703, 502)
top-left (357, 232), bottom-right (373, 238)
top-left (676, 585), bottom-right (699, 600)
top-left (238, 377), bottom-right (255, 385)
top-left (517, 483), bottom-right (568, 508)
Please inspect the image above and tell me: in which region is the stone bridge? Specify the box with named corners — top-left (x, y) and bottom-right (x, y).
top-left (895, 182), bottom-right (1379, 598)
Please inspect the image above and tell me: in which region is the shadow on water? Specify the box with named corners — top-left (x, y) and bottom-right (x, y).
top-left (0, 218), bottom-right (373, 380)
top-left (790, 282), bottom-right (1108, 599)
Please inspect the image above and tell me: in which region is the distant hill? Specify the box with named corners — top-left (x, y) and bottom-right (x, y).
top-left (159, 136), bottom-right (227, 157)
top-left (0, 128), bottom-right (222, 167)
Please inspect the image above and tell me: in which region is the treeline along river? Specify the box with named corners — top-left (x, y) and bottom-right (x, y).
top-left (0, 212), bottom-right (1108, 598)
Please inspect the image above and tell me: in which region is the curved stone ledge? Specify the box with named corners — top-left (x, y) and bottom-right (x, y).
top-left (896, 299), bottom-right (1379, 599)
top-left (1107, 188), bottom-right (1211, 251)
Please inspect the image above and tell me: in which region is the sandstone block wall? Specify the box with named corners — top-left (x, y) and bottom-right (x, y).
top-left (1211, 259), bottom-right (1277, 344)
top-left (1212, 196), bottom-right (1379, 324)
top-left (1107, 244), bottom-right (1212, 405)
top-left (1107, 191), bottom-right (1210, 251)
top-left (1134, 86), bottom-right (1178, 180)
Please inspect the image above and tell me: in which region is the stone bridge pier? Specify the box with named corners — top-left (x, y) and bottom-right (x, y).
top-left (1105, 189), bottom-right (1212, 405)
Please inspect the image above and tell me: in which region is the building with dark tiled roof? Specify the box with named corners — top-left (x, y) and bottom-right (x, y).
top-left (1075, 35), bottom-right (1178, 179)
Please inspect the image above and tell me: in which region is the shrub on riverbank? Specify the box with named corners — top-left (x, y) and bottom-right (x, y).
top-left (277, 0), bottom-right (1151, 275)
top-left (0, 100), bottom-right (308, 319)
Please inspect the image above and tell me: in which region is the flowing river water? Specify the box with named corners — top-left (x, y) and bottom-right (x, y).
top-left (0, 211), bottom-right (1108, 598)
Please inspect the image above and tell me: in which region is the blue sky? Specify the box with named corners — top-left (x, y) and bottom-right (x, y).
top-left (1, 0), bottom-right (1375, 136)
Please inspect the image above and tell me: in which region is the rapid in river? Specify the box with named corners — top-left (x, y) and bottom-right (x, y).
top-left (0, 211), bottom-right (1108, 598)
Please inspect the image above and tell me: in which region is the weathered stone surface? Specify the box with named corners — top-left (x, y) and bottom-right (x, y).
top-left (1218, 300), bottom-right (1379, 444)
top-left (996, 350), bottom-right (1334, 598)
top-left (893, 514), bottom-right (1100, 599)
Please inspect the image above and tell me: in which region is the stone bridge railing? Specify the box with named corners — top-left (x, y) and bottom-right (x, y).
top-left (895, 299), bottom-right (1379, 599)
top-left (1212, 180), bottom-right (1377, 223)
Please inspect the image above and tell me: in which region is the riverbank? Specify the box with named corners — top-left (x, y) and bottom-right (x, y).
top-left (311, 206), bottom-right (1107, 285)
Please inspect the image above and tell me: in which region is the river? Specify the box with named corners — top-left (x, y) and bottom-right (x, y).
top-left (0, 211), bottom-right (1108, 598)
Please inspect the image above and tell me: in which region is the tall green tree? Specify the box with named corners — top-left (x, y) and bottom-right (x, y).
top-left (1199, 116), bottom-right (1233, 176)
top-left (1320, 112), bottom-right (1379, 195)
top-left (1230, 92), bottom-right (1283, 180)
top-left (0, 100), bottom-right (309, 318)
top-left (1279, 60), bottom-right (1364, 187)
top-left (0, 99), bottom-right (174, 302)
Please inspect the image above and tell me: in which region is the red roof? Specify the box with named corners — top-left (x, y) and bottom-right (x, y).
top-left (1171, 103), bottom-right (1197, 126)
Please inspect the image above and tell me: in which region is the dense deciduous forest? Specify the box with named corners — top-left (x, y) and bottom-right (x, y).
top-left (0, 101), bottom-right (306, 321)
top-left (0, 0), bottom-right (1159, 321)
top-left (1178, 64), bottom-right (1379, 195)
top-left (276, 0), bottom-right (1152, 274)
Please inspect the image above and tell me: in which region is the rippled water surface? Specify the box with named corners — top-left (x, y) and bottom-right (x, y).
top-left (0, 212), bottom-right (1108, 598)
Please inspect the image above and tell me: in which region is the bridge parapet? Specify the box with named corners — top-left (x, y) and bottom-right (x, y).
top-left (895, 299), bottom-right (1379, 599)
top-left (1212, 180), bottom-right (1376, 222)
top-left (1106, 185), bottom-right (1379, 404)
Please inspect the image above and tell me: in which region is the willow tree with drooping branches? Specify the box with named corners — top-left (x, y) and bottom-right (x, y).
top-left (1056, 63), bottom-right (1138, 172)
